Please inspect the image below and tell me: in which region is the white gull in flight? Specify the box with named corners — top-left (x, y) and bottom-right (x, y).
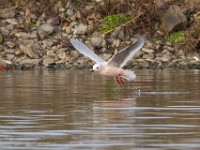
top-left (70, 35), bottom-right (146, 85)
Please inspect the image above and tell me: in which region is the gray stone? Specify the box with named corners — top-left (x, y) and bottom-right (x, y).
top-left (156, 0), bottom-right (167, 9)
top-left (57, 51), bottom-right (67, 60)
top-left (38, 30), bottom-right (48, 40)
top-left (142, 48), bottom-right (154, 54)
top-left (91, 36), bottom-right (105, 48)
top-left (15, 32), bottom-right (29, 39)
top-left (74, 23), bottom-right (88, 35)
top-left (0, 27), bottom-right (9, 36)
top-left (5, 24), bottom-right (14, 30)
top-left (177, 49), bottom-right (186, 59)
top-left (38, 24), bottom-right (54, 34)
top-left (42, 40), bottom-right (54, 48)
top-left (20, 45), bottom-right (37, 58)
top-left (143, 53), bottom-right (155, 60)
top-left (66, 9), bottom-right (74, 17)
top-left (5, 49), bottom-right (15, 54)
top-left (47, 50), bottom-right (55, 57)
top-left (0, 45), bottom-right (4, 51)
top-left (29, 31), bottom-right (38, 39)
top-left (5, 54), bottom-right (15, 60)
top-left (43, 57), bottom-right (55, 66)
top-left (0, 9), bottom-right (15, 19)
top-left (134, 50), bottom-right (144, 58)
top-left (6, 41), bottom-right (15, 48)
top-left (6, 19), bottom-right (18, 25)
top-left (47, 17), bottom-right (60, 26)
top-left (15, 49), bottom-right (23, 56)
top-left (161, 5), bottom-right (188, 33)
top-left (111, 28), bottom-right (124, 40)
top-left (56, 59), bottom-right (67, 64)
top-left (0, 34), bottom-right (3, 45)
top-left (159, 52), bottom-right (171, 62)
top-left (163, 45), bottom-right (174, 52)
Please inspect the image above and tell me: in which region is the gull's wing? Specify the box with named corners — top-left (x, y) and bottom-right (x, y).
top-left (70, 39), bottom-right (106, 63)
top-left (107, 35), bottom-right (146, 68)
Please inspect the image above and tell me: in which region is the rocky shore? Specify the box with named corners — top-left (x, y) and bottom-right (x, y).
top-left (0, 0), bottom-right (200, 70)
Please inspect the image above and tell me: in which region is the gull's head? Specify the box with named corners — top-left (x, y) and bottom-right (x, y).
top-left (92, 63), bottom-right (102, 72)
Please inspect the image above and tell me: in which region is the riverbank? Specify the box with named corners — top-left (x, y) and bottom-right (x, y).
top-left (0, 0), bottom-right (200, 70)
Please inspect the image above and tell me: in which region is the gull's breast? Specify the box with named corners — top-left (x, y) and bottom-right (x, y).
top-left (100, 66), bottom-right (123, 77)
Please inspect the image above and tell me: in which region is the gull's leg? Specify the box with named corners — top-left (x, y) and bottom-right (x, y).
top-left (116, 75), bottom-right (121, 85)
top-left (119, 74), bottom-right (125, 85)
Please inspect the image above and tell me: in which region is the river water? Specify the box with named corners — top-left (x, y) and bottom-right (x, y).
top-left (0, 69), bottom-right (200, 150)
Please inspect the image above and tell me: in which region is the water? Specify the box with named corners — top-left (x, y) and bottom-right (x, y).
top-left (0, 69), bottom-right (200, 150)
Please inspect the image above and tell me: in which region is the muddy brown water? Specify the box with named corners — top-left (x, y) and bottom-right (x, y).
top-left (0, 69), bottom-right (200, 149)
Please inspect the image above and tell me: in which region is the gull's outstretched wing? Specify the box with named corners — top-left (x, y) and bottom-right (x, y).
top-left (107, 35), bottom-right (146, 68)
top-left (70, 39), bottom-right (106, 63)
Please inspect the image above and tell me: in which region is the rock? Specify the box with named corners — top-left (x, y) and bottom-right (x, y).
top-left (5, 49), bottom-right (15, 54)
top-left (56, 59), bottom-right (67, 64)
top-left (5, 24), bottom-right (14, 30)
top-left (0, 45), bottom-right (4, 51)
top-left (29, 31), bottom-right (38, 39)
top-left (15, 32), bottom-right (29, 39)
top-left (177, 49), bottom-right (186, 59)
top-left (163, 45), bottom-right (174, 52)
top-left (0, 9), bottom-right (15, 19)
top-left (161, 5), bottom-right (188, 33)
top-left (142, 53), bottom-right (155, 60)
top-left (38, 31), bottom-right (48, 40)
top-left (6, 19), bottom-right (18, 25)
top-left (20, 45), bottom-right (38, 58)
top-left (15, 49), bottom-right (24, 56)
top-left (159, 51), bottom-right (171, 62)
top-left (112, 39), bottom-right (120, 47)
top-left (43, 57), bottom-right (55, 66)
top-left (156, 0), bottom-right (167, 9)
top-left (42, 40), bottom-right (54, 48)
top-left (142, 48), bottom-right (154, 54)
top-left (134, 50), bottom-right (144, 58)
top-left (5, 54), bottom-right (15, 60)
top-left (47, 17), bottom-right (60, 26)
top-left (70, 50), bottom-right (80, 60)
top-left (47, 50), bottom-right (55, 57)
top-left (57, 51), bottom-right (67, 60)
top-left (0, 27), bottom-right (9, 36)
top-left (6, 41), bottom-right (15, 48)
top-left (74, 23), bottom-right (88, 35)
top-left (38, 24), bottom-right (54, 34)
top-left (90, 36), bottom-right (105, 48)
top-left (66, 9), bottom-right (74, 16)
top-left (111, 28), bottom-right (124, 40)
top-left (0, 34), bottom-right (3, 44)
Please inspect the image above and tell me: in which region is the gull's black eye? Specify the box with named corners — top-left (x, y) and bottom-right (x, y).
top-left (96, 67), bottom-right (99, 69)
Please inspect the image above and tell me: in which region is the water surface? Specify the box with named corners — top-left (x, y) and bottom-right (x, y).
top-left (0, 69), bottom-right (200, 149)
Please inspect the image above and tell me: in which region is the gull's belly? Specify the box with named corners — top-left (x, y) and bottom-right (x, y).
top-left (100, 66), bottom-right (123, 77)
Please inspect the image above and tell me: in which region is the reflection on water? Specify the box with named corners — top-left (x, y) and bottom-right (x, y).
top-left (0, 69), bottom-right (200, 149)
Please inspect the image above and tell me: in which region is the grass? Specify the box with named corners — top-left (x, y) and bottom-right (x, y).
top-left (166, 31), bottom-right (187, 43)
top-left (100, 14), bottom-right (131, 33)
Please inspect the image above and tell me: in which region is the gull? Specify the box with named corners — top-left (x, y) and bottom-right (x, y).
top-left (70, 35), bottom-right (146, 85)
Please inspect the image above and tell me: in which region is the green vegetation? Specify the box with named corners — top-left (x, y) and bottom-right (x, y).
top-left (28, 22), bottom-right (37, 30)
top-left (100, 14), bottom-right (131, 33)
top-left (166, 31), bottom-right (187, 43)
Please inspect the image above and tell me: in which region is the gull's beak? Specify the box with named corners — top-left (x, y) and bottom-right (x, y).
top-left (92, 70), bottom-right (94, 72)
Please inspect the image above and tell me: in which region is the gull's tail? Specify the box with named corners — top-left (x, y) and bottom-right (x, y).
top-left (122, 70), bottom-right (136, 81)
